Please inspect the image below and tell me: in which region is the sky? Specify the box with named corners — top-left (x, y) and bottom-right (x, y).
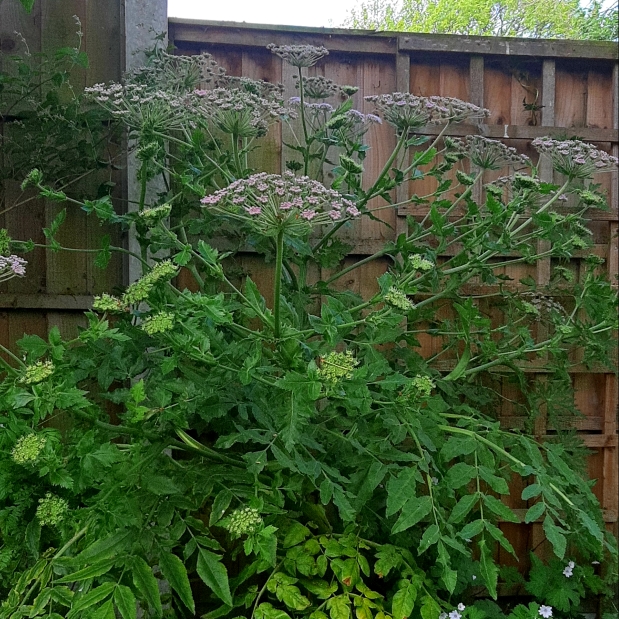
top-left (167, 0), bottom-right (359, 28)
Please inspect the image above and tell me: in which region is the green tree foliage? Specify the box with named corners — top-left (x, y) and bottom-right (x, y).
top-left (344, 0), bottom-right (618, 40)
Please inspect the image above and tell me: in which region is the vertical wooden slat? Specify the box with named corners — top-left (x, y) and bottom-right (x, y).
top-left (395, 46), bottom-right (410, 239)
top-left (469, 56), bottom-right (484, 205)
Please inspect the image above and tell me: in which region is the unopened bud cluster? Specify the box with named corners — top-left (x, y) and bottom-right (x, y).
top-left (409, 255), bottom-right (433, 272)
top-left (384, 287), bottom-right (414, 311)
top-left (19, 361), bottom-right (54, 385)
top-left (92, 293), bottom-right (127, 313)
top-left (36, 493), bottom-right (69, 527)
top-left (11, 434), bottom-right (47, 465)
top-left (408, 375), bottom-right (435, 398)
top-left (123, 260), bottom-right (178, 305)
top-left (317, 350), bottom-right (359, 384)
top-left (20, 168), bottom-right (43, 191)
top-left (224, 507), bottom-right (263, 536)
top-left (138, 204), bottom-right (172, 227)
top-left (141, 311), bottom-right (175, 335)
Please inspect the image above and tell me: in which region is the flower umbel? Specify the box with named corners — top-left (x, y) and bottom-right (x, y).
top-left (532, 137), bottom-right (618, 179)
top-left (19, 361), bottom-right (54, 385)
top-left (0, 255), bottom-right (27, 281)
top-left (201, 172), bottom-right (360, 237)
top-left (11, 434), bottom-right (47, 465)
top-left (365, 93), bottom-right (489, 134)
top-left (36, 493), bottom-right (69, 527)
top-left (267, 43), bottom-right (329, 68)
top-left (447, 135), bottom-right (531, 170)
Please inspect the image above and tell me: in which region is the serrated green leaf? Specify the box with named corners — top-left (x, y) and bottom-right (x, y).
top-left (459, 519), bottom-right (484, 540)
top-left (114, 586), bottom-right (137, 619)
top-left (392, 580), bottom-right (417, 619)
top-left (386, 469), bottom-right (417, 517)
top-left (449, 494), bottom-right (478, 524)
top-left (56, 558), bottom-right (114, 583)
top-left (478, 538), bottom-right (498, 599)
top-left (543, 515), bottom-right (566, 559)
top-left (392, 496), bottom-right (432, 534)
top-left (483, 495), bottom-right (520, 523)
top-left (524, 502), bottom-right (545, 523)
top-left (131, 556), bottom-right (163, 618)
top-left (209, 490), bottom-right (233, 526)
top-left (159, 551), bottom-right (195, 613)
top-left (197, 548), bottom-right (233, 606)
top-left (67, 583), bottom-right (115, 618)
top-left (284, 522), bottom-right (310, 548)
top-left (327, 595), bottom-right (352, 619)
top-left (445, 462), bottom-right (476, 489)
top-left (521, 484), bottom-right (542, 501)
top-left (420, 596), bottom-right (441, 619)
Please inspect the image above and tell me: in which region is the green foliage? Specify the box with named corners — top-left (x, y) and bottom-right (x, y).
top-left (343, 0), bottom-right (618, 40)
top-left (0, 35), bottom-right (617, 619)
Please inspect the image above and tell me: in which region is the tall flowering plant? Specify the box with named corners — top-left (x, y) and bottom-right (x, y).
top-left (0, 39), bottom-right (617, 619)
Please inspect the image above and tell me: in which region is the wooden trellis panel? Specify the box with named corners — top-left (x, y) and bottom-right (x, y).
top-left (169, 19), bottom-right (619, 560)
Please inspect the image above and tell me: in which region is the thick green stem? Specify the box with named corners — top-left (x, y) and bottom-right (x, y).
top-left (231, 134), bottom-right (243, 178)
top-left (298, 67), bottom-right (311, 175)
top-left (273, 229), bottom-right (285, 339)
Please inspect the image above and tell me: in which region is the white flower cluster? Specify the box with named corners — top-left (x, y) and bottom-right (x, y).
top-left (440, 603), bottom-right (466, 619)
top-left (201, 172), bottom-right (360, 237)
top-left (445, 135), bottom-right (531, 170)
top-left (532, 137), bottom-right (618, 179)
top-left (365, 93), bottom-right (489, 133)
top-left (267, 43), bottom-right (329, 68)
top-left (563, 560), bottom-right (575, 577)
top-left (0, 255), bottom-right (27, 280)
top-left (191, 86), bottom-right (291, 138)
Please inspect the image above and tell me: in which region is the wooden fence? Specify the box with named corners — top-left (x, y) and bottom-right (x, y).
top-left (169, 18), bottom-right (619, 571)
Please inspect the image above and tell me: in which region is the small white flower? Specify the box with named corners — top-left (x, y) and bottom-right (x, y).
top-left (592, 561), bottom-right (600, 565)
top-left (431, 476), bottom-right (439, 485)
top-left (457, 604), bottom-right (466, 612)
top-left (449, 612), bottom-right (461, 619)
top-left (568, 561), bottom-right (575, 569)
top-left (563, 566), bottom-right (573, 577)
top-left (439, 614), bottom-right (447, 619)
top-left (539, 606), bottom-right (553, 619)
top-left (472, 575), bottom-right (476, 580)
